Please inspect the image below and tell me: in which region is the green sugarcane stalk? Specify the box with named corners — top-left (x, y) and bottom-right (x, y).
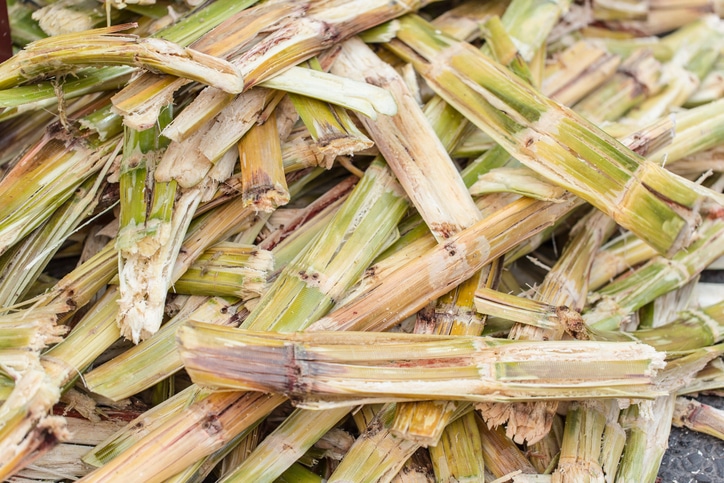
top-left (572, 49), bottom-right (663, 123)
top-left (178, 325), bottom-right (666, 403)
top-left (116, 105), bottom-right (185, 342)
top-left (219, 407), bottom-right (350, 483)
top-left (171, 243), bottom-right (272, 299)
top-left (161, 0), bottom-right (432, 144)
top-left (584, 218), bottom-right (724, 331)
top-left (588, 231), bottom-right (658, 292)
top-left (541, 40), bottom-right (621, 106)
top-left (326, 404), bottom-right (428, 483)
top-left (80, 391), bottom-right (286, 483)
top-left (387, 13), bottom-right (710, 256)
top-left (308, 193), bottom-right (581, 334)
top-left (238, 159), bottom-right (408, 333)
top-left (83, 296), bottom-right (236, 401)
top-left (0, 162), bottom-right (112, 307)
top-left (0, 66), bottom-right (133, 122)
top-left (111, 0), bottom-right (284, 129)
top-left (288, 57), bottom-right (373, 158)
top-left (80, 158), bottom-right (408, 481)
top-left (615, 395), bottom-right (676, 483)
top-left (428, 411), bottom-right (485, 482)
top-left (0, 24), bottom-right (244, 93)
top-left (275, 463), bottom-right (323, 483)
top-left (0, 122), bottom-right (120, 258)
top-left (83, 385), bottom-right (212, 467)
top-left (553, 401), bottom-right (607, 483)
top-left (672, 397), bottom-right (724, 440)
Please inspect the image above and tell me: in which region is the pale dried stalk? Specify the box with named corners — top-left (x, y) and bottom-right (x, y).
top-left (477, 418), bottom-right (536, 480)
top-left (0, 24), bottom-right (244, 93)
top-left (112, 0), bottom-right (300, 129)
top-left (331, 38), bottom-right (480, 242)
top-left (308, 194), bottom-right (582, 334)
top-left (238, 111), bottom-right (289, 212)
top-left (389, 14), bottom-right (708, 256)
top-left (178, 325), bottom-right (666, 404)
top-left (672, 397), bottom-right (724, 440)
top-left (162, 0), bottom-right (432, 143)
top-left (79, 392), bottom-right (285, 483)
top-left (480, 211), bottom-right (616, 444)
top-left (326, 404), bottom-right (423, 483)
top-left (541, 41), bottom-right (621, 106)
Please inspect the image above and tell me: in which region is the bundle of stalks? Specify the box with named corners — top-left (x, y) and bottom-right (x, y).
top-left (1, 1), bottom-right (724, 482)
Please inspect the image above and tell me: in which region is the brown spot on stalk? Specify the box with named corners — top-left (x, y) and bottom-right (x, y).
top-left (443, 242), bottom-right (457, 257)
top-left (556, 306), bottom-right (588, 340)
top-left (396, 357), bottom-right (469, 368)
top-left (285, 344), bottom-right (309, 395)
top-left (705, 205), bottom-right (724, 220)
top-left (201, 415), bottom-right (222, 435)
top-left (431, 222), bottom-right (457, 239)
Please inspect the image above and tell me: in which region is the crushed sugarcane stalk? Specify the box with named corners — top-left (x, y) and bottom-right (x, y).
top-left (1, 1), bottom-right (724, 482)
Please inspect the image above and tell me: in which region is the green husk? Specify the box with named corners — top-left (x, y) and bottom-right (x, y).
top-left (429, 411), bottom-right (485, 482)
top-left (0, 163), bottom-right (112, 307)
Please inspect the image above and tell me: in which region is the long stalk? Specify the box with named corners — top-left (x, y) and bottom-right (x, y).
top-left (82, 296), bottom-right (235, 401)
top-left (160, 0), bottom-right (431, 145)
top-left (308, 194), bottom-right (581, 334)
top-left (330, 38), bottom-right (481, 242)
top-left (0, 24), bottom-right (244, 93)
top-left (388, 13), bottom-right (710, 256)
top-left (476, 210), bottom-right (616, 447)
top-left (178, 325), bottom-right (666, 403)
top-left (79, 158), bottom-right (408, 481)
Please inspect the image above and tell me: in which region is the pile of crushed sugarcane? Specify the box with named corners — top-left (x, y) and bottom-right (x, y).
top-left (2, 0), bottom-right (724, 481)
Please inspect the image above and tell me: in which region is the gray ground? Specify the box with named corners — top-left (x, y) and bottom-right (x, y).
top-left (658, 395), bottom-right (724, 483)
